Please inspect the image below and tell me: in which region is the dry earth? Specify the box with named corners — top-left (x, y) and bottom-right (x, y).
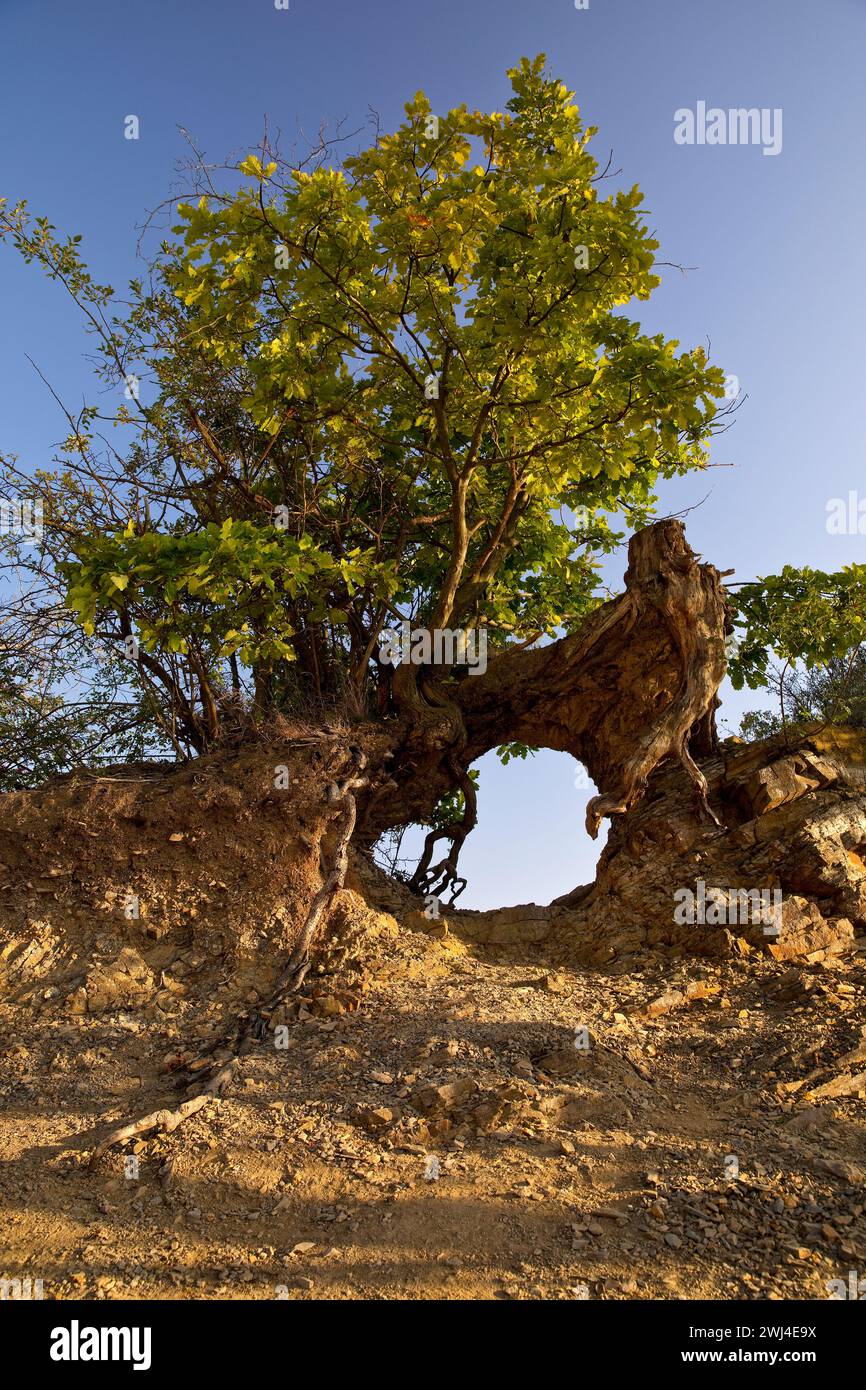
top-left (1, 859), bottom-right (865, 1301)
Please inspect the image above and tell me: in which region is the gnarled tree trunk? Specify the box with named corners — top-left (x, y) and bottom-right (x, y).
top-left (13, 516), bottom-right (857, 989)
top-left (0, 518), bottom-right (733, 979)
top-left (362, 517), bottom-right (729, 852)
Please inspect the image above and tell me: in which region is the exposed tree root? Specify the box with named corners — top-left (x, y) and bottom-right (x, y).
top-left (408, 755), bottom-right (477, 904)
top-left (265, 754), bottom-right (367, 997)
top-left (88, 1053), bottom-right (243, 1168)
top-left (88, 751), bottom-right (367, 1168)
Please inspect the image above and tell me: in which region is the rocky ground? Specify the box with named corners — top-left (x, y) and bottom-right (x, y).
top-left (1, 868), bottom-right (865, 1301)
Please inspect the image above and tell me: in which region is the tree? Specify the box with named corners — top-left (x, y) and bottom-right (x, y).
top-left (9, 56), bottom-right (866, 1165)
top-left (1, 54), bottom-right (864, 902)
top-left (740, 646), bottom-right (866, 740)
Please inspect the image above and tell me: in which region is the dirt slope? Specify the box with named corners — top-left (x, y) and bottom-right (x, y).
top-left (1, 731), bottom-right (865, 1300)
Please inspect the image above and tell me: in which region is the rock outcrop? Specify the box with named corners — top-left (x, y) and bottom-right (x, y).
top-left (3, 728), bottom-right (866, 1015)
top-left (356, 727), bottom-right (866, 967)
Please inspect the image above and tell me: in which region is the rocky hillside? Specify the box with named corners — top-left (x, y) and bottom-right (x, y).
top-left (0, 729), bottom-right (864, 1299)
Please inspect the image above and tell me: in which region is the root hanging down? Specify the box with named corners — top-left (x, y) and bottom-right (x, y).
top-left (89, 750), bottom-right (368, 1168)
top-left (408, 755), bottom-right (477, 905)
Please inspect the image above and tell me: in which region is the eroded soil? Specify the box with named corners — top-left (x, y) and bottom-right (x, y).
top-left (1, 896), bottom-right (865, 1301)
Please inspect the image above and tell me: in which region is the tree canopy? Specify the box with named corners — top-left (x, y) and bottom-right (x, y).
top-left (1, 54), bottom-right (864, 786)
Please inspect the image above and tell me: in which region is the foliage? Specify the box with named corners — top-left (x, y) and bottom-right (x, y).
top-left (429, 768), bottom-right (481, 831)
top-left (495, 740), bottom-right (537, 764)
top-left (0, 55), bottom-right (729, 766)
top-left (727, 566), bottom-right (866, 691)
top-left (739, 645), bottom-right (866, 740)
top-left (5, 56), bottom-right (863, 783)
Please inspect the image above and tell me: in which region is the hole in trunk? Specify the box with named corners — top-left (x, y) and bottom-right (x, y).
top-left (373, 749), bottom-right (606, 910)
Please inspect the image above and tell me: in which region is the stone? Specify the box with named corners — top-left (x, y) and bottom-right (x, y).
top-left (541, 973), bottom-right (567, 994)
top-left (412, 1077), bottom-right (478, 1114)
top-left (356, 1106), bottom-right (398, 1132)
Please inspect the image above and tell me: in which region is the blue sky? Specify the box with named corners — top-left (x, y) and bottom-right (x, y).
top-left (2, 0), bottom-right (865, 906)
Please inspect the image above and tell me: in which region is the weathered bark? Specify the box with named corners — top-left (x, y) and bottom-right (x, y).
top-left (367, 517), bottom-right (728, 842)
